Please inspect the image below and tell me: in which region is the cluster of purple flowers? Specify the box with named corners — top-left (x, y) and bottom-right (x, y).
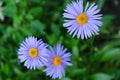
top-left (18, 36), bottom-right (72, 79)
top-left (18, 0), bottom-right (102, 79)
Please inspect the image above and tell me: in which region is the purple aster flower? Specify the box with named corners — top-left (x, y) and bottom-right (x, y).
top-left (44, 44), bottom-right (72, 79)
top-left (18, 36), bottom-right (48, 70)
top-left (63, 0), bottom-right (103, 39)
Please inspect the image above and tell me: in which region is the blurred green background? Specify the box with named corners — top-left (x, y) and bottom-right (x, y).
top-left (0, 0), bottom-right (120, 80)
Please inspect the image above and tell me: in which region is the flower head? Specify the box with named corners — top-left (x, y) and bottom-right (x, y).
top-left (18, 36), bottom-right (48, 69)
top-left (63, 0), bottom-right (103, 39)
top-left (44, 44), bottom-right (72, 79)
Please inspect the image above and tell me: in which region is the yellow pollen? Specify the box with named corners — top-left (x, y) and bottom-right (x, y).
top-left (53, 56), bottom-right (62, 66)
top-left (76, 13), bottom-right (88, 25)
top-left (29, 48), bottom-right (38, 58)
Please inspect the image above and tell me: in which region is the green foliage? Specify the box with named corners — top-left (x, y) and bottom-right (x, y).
top-left (0, 0), bottom-right (120, 80)
top-left (91, 73), bottom-right (113, 80)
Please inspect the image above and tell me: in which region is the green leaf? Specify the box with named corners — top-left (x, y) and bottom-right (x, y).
top-left (31, 0), bottom-right (41, 3)
top-left (97, 0), bottom-right (105, 9)
top-left (4, 27), bottom-right (14, 37)
top-left (3, 4), bottom-right (17, 18)
top-left (25, 14), bottom-right (34, 21)
top-left (0, 0), bottom-right (4, 2)
top-left (12, 31), bottom-right (22, 43)
top-left (92, 45), bottom-right (112, 61)
top-left (101, 15), bottom-right (115, 32)
top-left (1, 64), bottom-right (10, 76)
top-left (72, 46), bottom-right (79, 58)
top-left (62, 77), bottom-right (71, 80)
top-left (64, 0), bottom-right (72, 5)
top-left (51, 23), bottom-right (60, 36)
top-left (13, 15), bottom-right (22, 27)
top-left (28, 7), bottom-right (42, 17)
top-left (91, 73), bottom-right (113, 80)
top-left (100, 48), bottom-right (120, 61)
top-left (72, 68), bottom-right (87, 75)
top-left (30, 20), bottom-right (45, 35)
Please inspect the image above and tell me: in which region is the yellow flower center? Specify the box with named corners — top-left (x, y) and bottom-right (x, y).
top-left (76, 13), bottom-right (88, 25)
top-left (53, 56), bottom-right (62, 66)
top-left (29, 48), bottom-right (38, 58)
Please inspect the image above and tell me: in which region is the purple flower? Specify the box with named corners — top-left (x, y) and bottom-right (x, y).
top-left (63, 0), bottom-right (103, 39)
top-left (44, 44), bottom-right (72, 79)
top-left (18, 36), bottom-right (48, 70)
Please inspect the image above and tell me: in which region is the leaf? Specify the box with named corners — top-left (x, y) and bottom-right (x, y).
top-left (101, 15), bottom-right (115, 32)
top-left (30, 20), bottom-right (45, 35)
top-left (13, 15), bottom-right (22, 27)
top-left (4, 27), bottom-right (14, 37)
top-left (0, 0), bottom-right (4, 2)
top-left (28, 7), bottom-right (42, 17)
top-left (62, 77), bottom-right (71, 80)
top-left (64, 0), bottom-right (72, 5)
top-left (100, 48), bottom-right (120, 61)
top-left (72, 68), bottom-right (87, 75)
top-left (3, 4), bottom-right (17, 18)
top-left (51, 23), bottom-right (60, 36)
top-left (31, 0), bottom-right (41, 3)
top-left (92, 45), bottom-right (112, 61)
top-left (1, 64), bottom-right (10, 75)
top-left (72, 46), bottom-right (79, 58)
top-left (91, 73), bottom-right (113, 80)
top-left (97, 0), bottom-right (105, 9)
